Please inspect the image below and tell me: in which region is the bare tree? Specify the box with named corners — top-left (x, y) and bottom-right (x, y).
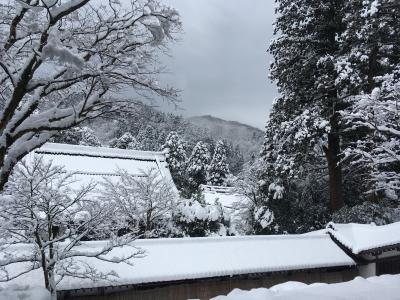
top-left (0, 0), bottom-right (181, 190)
top-left (0, 156), bottom-right (143, 300)
top-left (101, 168), bottom-right (177, 237)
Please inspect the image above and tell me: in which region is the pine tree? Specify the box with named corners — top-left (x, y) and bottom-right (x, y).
top-left (207, 140), bottom-right (230, 186)
top-left (109, 132), bottom-right (139, 150)
top-left (162, 131), bottom-right (187, 190)
top-left (186, 141), bottom-right (211, 194)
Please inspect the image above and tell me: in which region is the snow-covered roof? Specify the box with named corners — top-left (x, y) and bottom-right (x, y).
top-left (30, 143), bottom-right (175, 188)
top-left (0, 235), bottom-right (355, 291)
top-left (201, 185), bottom-right (246, 208)
top-left (326, 221), bottom-right (400, 255)
top-left (203, 192), bottom-right (246, 208)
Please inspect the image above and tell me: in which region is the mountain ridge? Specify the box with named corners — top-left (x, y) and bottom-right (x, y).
top-left (187, 115), bottom-right (264, 162)
top-left (188, 115), bottom-right (264, 132)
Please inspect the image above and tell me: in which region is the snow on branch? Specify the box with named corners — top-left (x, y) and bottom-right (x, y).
top-left (0, 156), bottom-right (142, 298)
top-left (0, 0), bottom-right (181, 190)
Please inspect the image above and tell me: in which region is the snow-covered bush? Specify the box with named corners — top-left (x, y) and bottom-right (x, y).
top-left (332, 202), bottom-right (395, 225)
top-left (101, 168), bottom-right (177, 238)
top-left (173, 193), bottom-right (229, 237)
top-left (0, 157), bottom-right (141, 299)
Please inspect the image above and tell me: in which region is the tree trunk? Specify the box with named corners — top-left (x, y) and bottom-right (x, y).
top-left (42, 267), bottom-right (58, 299)
top-left (324, 131), bottom-right (344, 213)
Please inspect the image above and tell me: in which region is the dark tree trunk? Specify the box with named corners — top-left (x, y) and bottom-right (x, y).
top-left (325, 131), bottom-right (344, 213)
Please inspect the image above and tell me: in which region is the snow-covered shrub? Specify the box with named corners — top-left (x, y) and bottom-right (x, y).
top-left (332, 202), bottom-right (395, 225)
top-left (173, 193), bottom-right (229, 237)
top-left (101, 168), bottom-right (177, 238)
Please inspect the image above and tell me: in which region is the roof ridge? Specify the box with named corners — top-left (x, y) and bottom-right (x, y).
top-left (40, 143), bottom-right (167, 156)
top-left (132, 234), bottom-right (330, 245)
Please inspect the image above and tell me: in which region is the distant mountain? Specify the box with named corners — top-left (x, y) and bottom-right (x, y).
top-left (187, 115), bottom-right (264, 161)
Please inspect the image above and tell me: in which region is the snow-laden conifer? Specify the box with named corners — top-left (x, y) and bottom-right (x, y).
top-left (207, 140), bottom-right (230, 186)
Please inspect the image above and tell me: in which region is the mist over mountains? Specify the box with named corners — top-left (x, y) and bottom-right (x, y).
top-left (187, 115), bottom-right (264, 161)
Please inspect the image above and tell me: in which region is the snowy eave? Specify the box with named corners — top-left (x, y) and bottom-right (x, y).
top-left (35, 143), bottom-right (167, 162)
top-left (0, 234), bottom-right (355, 291)
top-left (326, 221), bottom-right (400, 255)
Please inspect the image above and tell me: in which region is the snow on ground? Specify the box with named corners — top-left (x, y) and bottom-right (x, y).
top-left (202, 188), bottom-right (246, 208)
top-left (0, 286), bottom-right (50, 300)
top-left (326, 222), bottom-right (400, 254)
top-left (211, 275), bottom-right (400, 300)
top-left (0, 234), bottom-right (354, 291)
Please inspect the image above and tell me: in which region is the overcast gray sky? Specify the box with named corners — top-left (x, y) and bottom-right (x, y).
top-left (160, 0), bottom-right (278, 129)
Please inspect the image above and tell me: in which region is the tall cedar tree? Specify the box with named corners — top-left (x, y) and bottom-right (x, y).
top-left (207, 140), bottom-right (230, 186)
top-left (339, 0), bottom-right (400, 201)
top-left (264, 0), bottom-right (346, 213)
top-left (162, 131), bottom-right (187, 190)
top-left (186, 141), bottom-right (211, 194)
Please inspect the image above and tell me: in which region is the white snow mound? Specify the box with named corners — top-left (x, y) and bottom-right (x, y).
top-left (211, 275), bottom-right (400, 300)
top-left (0, 286), bottom-right (50, 300)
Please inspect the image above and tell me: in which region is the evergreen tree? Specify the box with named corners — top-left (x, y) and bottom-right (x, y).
top-left (338, 0), bottom-right (400, 201)
top-left (109, 132), bottom-right (139, 150)
top-left (226, 143), bottom-right (245, 175)
top-left (137, 125), bottom-right (159, 151)
top-left (186, 141), bottom-right (211, 194)
top-left (52, 126), bottom-right (101, 147)
top-left (162, 131), bottom-right (187, 190)
top-left (263, 0), bottom-right (347, 214)
top-left (79, 127), bottom-right (102, 147)
top-left (207, 140), bottom-right (230, 186)
top-left (260, 0), bottom-right (400, 232)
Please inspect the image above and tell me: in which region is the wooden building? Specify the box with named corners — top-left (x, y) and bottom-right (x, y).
top-left (53, 234), bottom-right (357, 300)
top-left (327, 222), bottom-right (400, 277)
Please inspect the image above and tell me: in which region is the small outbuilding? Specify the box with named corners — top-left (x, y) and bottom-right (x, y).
top-left (327, 222), bottom-right (400, 278)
